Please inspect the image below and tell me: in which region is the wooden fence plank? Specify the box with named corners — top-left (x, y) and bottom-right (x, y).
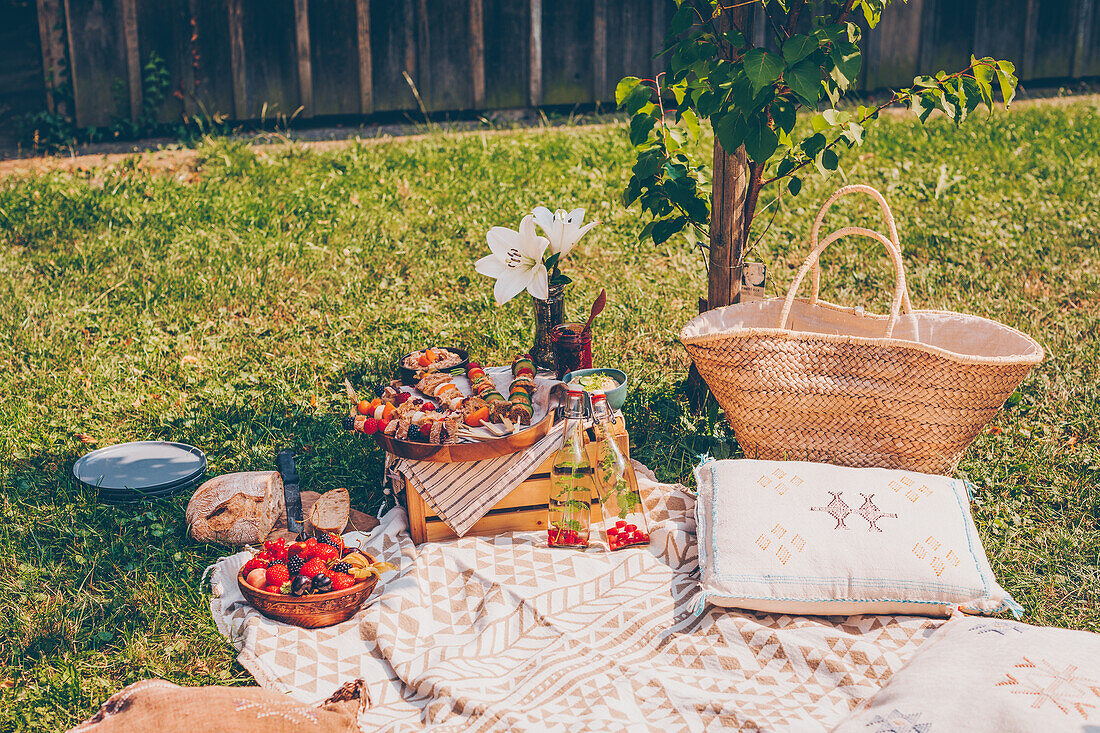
top-left (864, 0), bottom-right (924, 90)
top-left (239, 0), bottom-right (300, 120)
top-left (593, 0), bottom-right (607, 103)
top-left (136, 0), bottom-right (195, 122)
top-left (1075, 0), bottom-right (1100, 76)
top-left (482, 0), bottom-right (527, 109)
top-left (367, 0), bottom-right (417, 112)
top-left (227, 0), bottom-right (246, 119)
top-left (924, 0), bottom-right (979, 74)
top-left (65, 0), bottom-right (129, 128)
top-left (470, 0), bottom-right (485, 109)
top-left (542, 0), bottom-right (593, 106)
top-left (355, 0), bottom-right (373, 114)
top-left (529, 0), bottom-right (542, 106)
top-left (190, 0), bottom-right (235, 120)
top-left (121, 0), bottom-right (141, 121)
top-left (34, 0), bottom-right (65, 115)
top-left (606, 0), bottom-right (653, 104)
top-left (293, 0), bottom-right (312, 117)
top-left (307, 0), bottom-right (358, 117)
top-left (1029, 0), bottom-right (1078, 79)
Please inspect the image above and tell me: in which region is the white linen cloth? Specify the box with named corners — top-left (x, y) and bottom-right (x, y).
top-left (209, 465), bottom-right (945, 731)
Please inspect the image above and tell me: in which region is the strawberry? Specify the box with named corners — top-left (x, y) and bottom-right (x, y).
top-left (362, 417), bottom-right (379, 435)
top-left (313, 544), bottom-right (339, 563)
top-left (288, 541), bottom-right (307, 557)
top-left (300, 558), bottom-right (328, 578)
top-left (266, 563), bottom-right (290, 586)
top-left (330, 573), bottom-right (356, 590)
top-left (264, 584), bottom-right (284, 594)
top-left (302, 537), bottom-right (320, 559)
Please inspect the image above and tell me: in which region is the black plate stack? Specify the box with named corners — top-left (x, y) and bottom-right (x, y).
top-left (73, 441), bottom-right (207, 504)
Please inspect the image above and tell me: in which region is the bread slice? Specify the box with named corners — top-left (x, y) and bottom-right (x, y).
top-left (309, 488), bottom-right (350, 534)
top-left (186, 471), bottom-right (284, 545)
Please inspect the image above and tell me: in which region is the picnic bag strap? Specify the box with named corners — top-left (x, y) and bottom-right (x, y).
top-left (779, 221), bottom-right (911, 338)
top-left (807, 184), bottom-right (914, 314)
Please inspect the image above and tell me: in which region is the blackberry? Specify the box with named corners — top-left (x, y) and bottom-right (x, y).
top-left (287, 554), bottom-right (305, 575)
top-left (332, 561), bottom-right (352, 574)
top-left (317, 532), bottom-right (340, 549)
top-left (342, 415), bottom-right (355, 431)
top-left (374, 383), bottom-right (386, 397)
top-left (406, 424), bottom-right (422, 441)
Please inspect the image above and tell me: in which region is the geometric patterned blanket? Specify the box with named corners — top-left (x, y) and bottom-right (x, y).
top-left (209, 465), bottom-right (943, 732)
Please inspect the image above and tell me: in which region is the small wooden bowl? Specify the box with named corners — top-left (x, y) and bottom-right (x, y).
top-left (237, 557), bottom-right (380, 629)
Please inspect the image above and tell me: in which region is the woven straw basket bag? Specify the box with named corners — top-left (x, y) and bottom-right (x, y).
top-left (680, 185), bottom-right (1044, 475)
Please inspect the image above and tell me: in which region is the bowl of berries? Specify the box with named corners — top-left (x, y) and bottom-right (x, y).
top-left (237, 534), bottom-right (396, 628)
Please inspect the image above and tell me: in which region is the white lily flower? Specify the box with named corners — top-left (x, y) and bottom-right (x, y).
top-left (532, 206), bottom-right (599, 258)
top-left (474, 214), bottom-right (550, 305)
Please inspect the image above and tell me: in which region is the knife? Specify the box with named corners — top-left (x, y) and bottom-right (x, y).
top-left (276, 449), bottom-right (304, 535)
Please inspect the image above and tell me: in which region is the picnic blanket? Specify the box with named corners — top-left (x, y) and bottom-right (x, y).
top-left (209, 464), bottom-right (944, 731)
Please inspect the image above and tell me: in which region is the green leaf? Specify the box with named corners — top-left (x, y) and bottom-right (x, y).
top-left (786, 60), bottom-right (822, 107)
top-left (680, 107), bottom-right (701, 139)
top-left (652, 216), bottom-right (688, 245)
top-left (776, 157), bottom-right (797, 177)
top-left (744, 123), bottom-right (779, 162)
top-left (742, 49), bottom-right (784, 95)
top-left (995, 60), bottom-right (1018, 105)
top-left (815, 148), bottom-right (839, 176)
top-left (782, 34), bottom-right (818, 66)
top-left (787, 176), bottom-right (802, 196)
top-left (841, 121), bottom-right (864, 146)
top-left (829, 40), bottom-right (861, 89)
top-left (972, 58), bottom-right (995, 111)
top-left (801, 132), bottom-right (827, 157)
top-left (621, 84), bottom-right (653, 115)
top-left (623, 176), bottom-right (643, 206)
top-left (615, 77), bottom-right (642, 107)
top-left (714, 111), bottom-right (748, 154)
top-left (771, 98), bottom-right (796, 135)
top-left (629, 113), bottom-right (657, 146)
top-left (669, 4), bottom-right (693, 36)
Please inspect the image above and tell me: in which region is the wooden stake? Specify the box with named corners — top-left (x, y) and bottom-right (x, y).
top-left (469, 0), bottom-right (485, 109)
top-left (528, 0), bottom-right (542, 107)
top-left (227, 0), bottom-right (247, 119)
top-left (355, 0), bottom-right (373, 114)
top-left (121, 0), bottom-right (142, 122)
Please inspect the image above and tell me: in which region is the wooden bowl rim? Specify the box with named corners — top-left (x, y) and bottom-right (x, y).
top-left (237, 550), bottom-right (379, 601)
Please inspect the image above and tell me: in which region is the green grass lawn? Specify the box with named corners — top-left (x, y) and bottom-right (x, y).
top-left (1, 97), bottom-right (1098, 730)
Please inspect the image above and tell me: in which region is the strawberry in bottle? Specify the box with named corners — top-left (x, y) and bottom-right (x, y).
top-left (590, 393), bottom-right (650, 550)
top-left (547, 389), bottom-right (593, 549)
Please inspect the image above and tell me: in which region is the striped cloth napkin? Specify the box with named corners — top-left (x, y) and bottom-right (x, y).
top-left (391, 420), bottom-right (567, 538)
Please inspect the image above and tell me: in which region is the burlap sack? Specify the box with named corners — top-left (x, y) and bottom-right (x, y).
top-left (68, 678), bottom-right (366, 733)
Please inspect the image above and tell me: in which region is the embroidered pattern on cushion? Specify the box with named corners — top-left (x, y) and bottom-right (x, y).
top-left (767, 468), bottom-right (804, 496)
top-left (810, 491), bottom-right (852, 530)
top-left (865, 708), bottom-right (932, 732)
top-left (755, 523), bottom-right (807, 565)
top-left (233, 699), bottom-right (321, 724)
top-left (910, 536), bottom-right (961, 577)
top-left (995, 656), bottom-right (1100, 718)
top-left (857, 494), bottom-right (898, 532)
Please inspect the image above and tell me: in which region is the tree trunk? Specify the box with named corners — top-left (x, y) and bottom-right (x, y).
top-left (685, 7), bottom-right (754, 408)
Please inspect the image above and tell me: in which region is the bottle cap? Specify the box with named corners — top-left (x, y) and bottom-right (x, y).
top-left (567, 388), bottom-right (584, 397)
top-left (591, 393), bottom-right (607, 402)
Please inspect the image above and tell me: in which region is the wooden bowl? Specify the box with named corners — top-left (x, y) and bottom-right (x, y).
top-left (237, 556), bottom-right (380, 628)
top-left (372, 404), bottom-right (557, 462)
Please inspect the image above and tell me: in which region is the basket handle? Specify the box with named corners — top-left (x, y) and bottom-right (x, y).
top-left (779, 224), bottom-right (911, 338)
top-left (807, 184), bottom-right (913, 313)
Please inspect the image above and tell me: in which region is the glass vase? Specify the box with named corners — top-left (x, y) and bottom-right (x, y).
top-left (530, 283), bottom-right (566, 371)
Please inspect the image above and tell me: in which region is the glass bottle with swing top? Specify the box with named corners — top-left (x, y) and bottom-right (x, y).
top-left (547, 389), bottom-right (593, 549)
top-left (590, 393), bottom-right (650, 550)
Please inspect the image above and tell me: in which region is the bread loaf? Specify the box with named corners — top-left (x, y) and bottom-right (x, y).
top-left (186, 471), bottom-right (284, 545)
top-left (308, 488), bottom-right (350, 534)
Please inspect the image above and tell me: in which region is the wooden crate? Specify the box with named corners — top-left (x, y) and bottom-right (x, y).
top-left (399, 417), bottom-right (629, 544)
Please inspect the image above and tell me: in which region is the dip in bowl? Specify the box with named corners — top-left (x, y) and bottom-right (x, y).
top-left (563, 368), bottom-right (628, 410)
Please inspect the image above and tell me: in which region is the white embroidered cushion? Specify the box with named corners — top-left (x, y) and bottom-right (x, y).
top-left (693, 459), bottom-right (1018, 617)
top-left (833, 616), bottom-right (1100, 732)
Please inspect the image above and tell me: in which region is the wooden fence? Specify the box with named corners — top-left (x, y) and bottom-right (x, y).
top-left (1, 0), bottom-right (1098, 134)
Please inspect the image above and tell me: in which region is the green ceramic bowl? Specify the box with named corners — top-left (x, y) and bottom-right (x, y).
top-left (563, 368), bottom-right (628, 410)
